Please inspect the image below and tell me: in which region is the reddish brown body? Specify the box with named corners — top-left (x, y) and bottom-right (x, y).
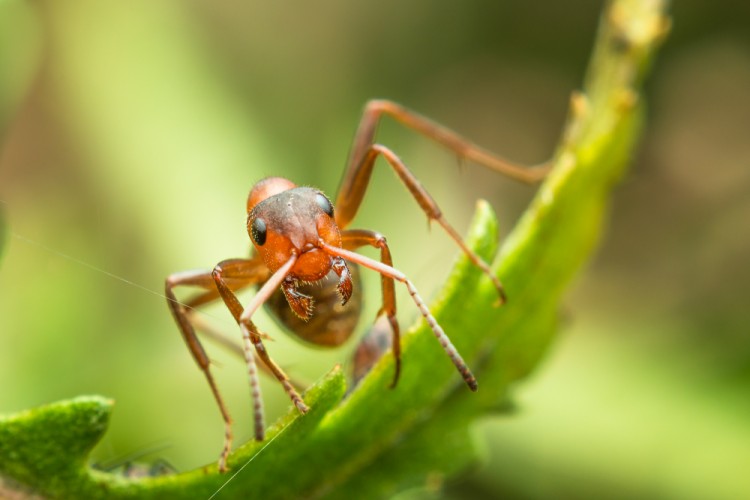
top-left (165, 99), bottom-right (548, 472)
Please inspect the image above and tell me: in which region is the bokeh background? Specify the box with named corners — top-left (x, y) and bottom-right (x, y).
top-left (1, 1), bottom-right (749, 498)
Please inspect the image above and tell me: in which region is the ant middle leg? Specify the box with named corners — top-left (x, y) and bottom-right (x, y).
top-left (342, 229), bottom-right (401, 387)
top-left (336, 143), bottom-right (507, 304)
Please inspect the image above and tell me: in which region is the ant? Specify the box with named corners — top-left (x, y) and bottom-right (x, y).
top-left (165, 99), bottom-right (548, 472)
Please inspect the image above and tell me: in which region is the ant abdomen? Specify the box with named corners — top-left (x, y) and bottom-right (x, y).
top-left (264, 263), bottom-right (363, 347)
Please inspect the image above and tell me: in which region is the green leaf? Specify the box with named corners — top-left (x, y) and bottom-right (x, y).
top-left (0, 0), bottom-right (670, 498)
top-left (0, 396), bottom-right (112, 494)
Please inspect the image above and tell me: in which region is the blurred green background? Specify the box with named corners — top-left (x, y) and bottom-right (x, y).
top-left (1, 0), bottom-right (749, 498)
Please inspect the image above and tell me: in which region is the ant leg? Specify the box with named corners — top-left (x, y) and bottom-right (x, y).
top-left (320, 242), bottom-right (478, 392)
top-left (342, 229), bottom-right (401, 387)
top-left (336, 99), bottom-right (549, 229)
top-left (351, 316), bottom-right (393, 387)
top-left (182, 282), bottom-right (272, 349)
top-left (180, 265), bottom-right (308, 389)
top-left (165, 258), bottom-right (267, 472)
top-left (212, 256), bottom-right (310, 419)
top-left (337, 144), bottom-right (507, 304)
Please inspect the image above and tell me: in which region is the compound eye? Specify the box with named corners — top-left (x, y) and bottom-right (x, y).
top-left (251, 217), bottom-right (267, 246)
top-left (315, 193), bottom-right (334, 218)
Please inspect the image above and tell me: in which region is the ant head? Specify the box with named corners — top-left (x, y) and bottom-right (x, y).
top-left (247, 182), bottom-right (341, 281)
top-left (246, 177), bottom-right (296, 214)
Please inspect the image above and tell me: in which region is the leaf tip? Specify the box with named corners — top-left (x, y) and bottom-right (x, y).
top-left (0, 395), bottom-right (113, 488)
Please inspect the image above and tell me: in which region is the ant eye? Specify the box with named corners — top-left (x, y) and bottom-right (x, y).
top-left (316, 193), bottom-right (334, 218)
top-left (251, 218), bottom-right (267, 246)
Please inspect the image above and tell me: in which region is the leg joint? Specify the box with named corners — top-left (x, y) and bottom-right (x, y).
top-left (365, 99), bottom-right (397, 115)
top-left (372, 233), bottom-right (388, 249)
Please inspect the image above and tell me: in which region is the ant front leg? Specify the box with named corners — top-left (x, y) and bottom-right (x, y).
top-left (212, 255), bottom-right (310, 425)
top-left (165, 257), bottom-right (268, 472)
top-left (342, 229), bottom-right (401, 387)
top-left (319, 242), bottom-right (478, 392)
